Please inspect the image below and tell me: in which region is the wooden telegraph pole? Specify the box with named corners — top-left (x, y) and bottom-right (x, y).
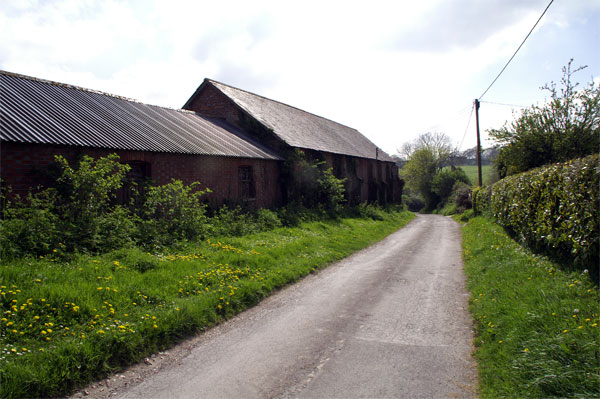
top-left (474, 99), bottom-right (483, 187)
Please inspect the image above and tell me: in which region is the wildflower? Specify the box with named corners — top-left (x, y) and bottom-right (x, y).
top-left (563, 329), bottom-right (568, 333)
top-left (524, 348), bottom-right (529, 352)
top-left (73, 306), bottom-right (79, 312)
top-left (153, 324), bottom-right (158, 329)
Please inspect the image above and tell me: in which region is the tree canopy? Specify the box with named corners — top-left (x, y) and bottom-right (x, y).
top-left (489, 60), bottom-right (600, 178)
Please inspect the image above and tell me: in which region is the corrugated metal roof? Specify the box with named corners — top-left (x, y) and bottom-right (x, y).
top-left (0, 71), bottom-right (282, 160)
top-left (188, 79), bottom-right (394, 162)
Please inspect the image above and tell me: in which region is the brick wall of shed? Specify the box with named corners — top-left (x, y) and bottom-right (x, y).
top-left (184, 85), bottom-right (403, 206)
top-left (185, 84), bottom-right (288, 154)
top-left (0, 142), bottom-right (281, 209)
top-left (306, 149), bottom-right (402, 205)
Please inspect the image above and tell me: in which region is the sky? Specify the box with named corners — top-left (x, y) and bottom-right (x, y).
top-left (1, 0), bottom-right (598, 155)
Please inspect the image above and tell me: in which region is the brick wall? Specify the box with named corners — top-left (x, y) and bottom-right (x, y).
top-left (0, 142), bottom-right (281, 209)
top-left (184, 82), bottom-right (403, 205)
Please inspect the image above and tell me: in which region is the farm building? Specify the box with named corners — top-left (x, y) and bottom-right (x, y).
top-left (184, 79), bottom-right (403, 205)
top-left (0, 71), bottom-right (402, 207)
top-left (0, 71), bottom-right (282, 208)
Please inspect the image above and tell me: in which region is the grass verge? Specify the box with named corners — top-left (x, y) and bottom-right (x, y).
top-left (0, 209), bottom-right (414, 398)
top-left (462, 216), bottom-right (599, 398)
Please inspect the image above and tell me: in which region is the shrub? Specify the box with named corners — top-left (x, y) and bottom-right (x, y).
top-left (138, 180), bottom-right (210, 247)
top-left (403, 194), bottom-right (425, 212)
top-left (452, 182), bottom-right (472, 213)
top-left (356, 202), bottom-right (386, 220)
top-left (0, 190), bottom-right (61, 258)
top-left (256, 208), bottom-right (282, 230)
top-left (472, 185), bottom-right (492, 216)
top-left (490, 60), bottom-right (599, 178)
top-left (285, 149), bottom-right (346, 213)
top-left (53, 154), bottom-right (131, 252)
top-left (474, 154), bottom-right (598, 277)
top-left (431, 167), bottom-right (470, 206)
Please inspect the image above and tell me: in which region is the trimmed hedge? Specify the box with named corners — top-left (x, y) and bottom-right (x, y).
top-left (473, 154), bottom-right (599, 275)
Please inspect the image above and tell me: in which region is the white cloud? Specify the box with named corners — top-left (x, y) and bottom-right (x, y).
top-left (1, 0), bottom-right (598, 154)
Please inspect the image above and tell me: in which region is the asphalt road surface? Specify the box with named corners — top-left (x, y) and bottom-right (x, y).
top-left (85, 214), bottom-right (477, 398)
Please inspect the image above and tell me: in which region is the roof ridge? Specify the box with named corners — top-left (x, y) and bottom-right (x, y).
top-left (0, 69), bottom-right (198, 115)
top-left (206, 78), bottom-right (363, 133)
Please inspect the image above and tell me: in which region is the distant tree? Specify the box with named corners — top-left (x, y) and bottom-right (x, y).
top-left (489, 60), bottom-right (600, 178)
top-left (431, 167), bottom-right (470, 204)
top-left (400, 132), bottom-right (453, 210)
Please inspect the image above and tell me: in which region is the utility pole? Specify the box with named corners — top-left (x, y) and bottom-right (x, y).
top-left (474, 99), bottom-right (483, 187)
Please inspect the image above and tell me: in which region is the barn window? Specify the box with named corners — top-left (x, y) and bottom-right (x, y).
top-left (238, 165), bottom-right (256, 200)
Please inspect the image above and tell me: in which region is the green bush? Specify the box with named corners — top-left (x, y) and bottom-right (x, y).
top-left (0, 191), bottom-right (61, 258)
top-left (356, 202), bottom-right (386, 220)
top-left (138, 180), bottom-right (210, 247)
top-left (474, 154), bottom-right (598, 276)
top-left (472, 185), bottom-right (492, 216)
top-left (285, 149), bottom-right (346, 213)
top-left (490, 61), bottom-right (599, 178)
top-left (452, 182), bottom-right (472, 213)
top-left (431, 167), bottom-right (470, 206)
top-left (53, 154), bottom-right (131, 252)
top-left (403, 194), bottom-right (425, 212)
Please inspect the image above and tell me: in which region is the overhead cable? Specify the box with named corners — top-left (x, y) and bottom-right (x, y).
top-left (478, 0), bottom-right (554, 100)
top-left (458, 104), bottom-right (475, 151)
top-left (480, 100), bottom-right (527, 108)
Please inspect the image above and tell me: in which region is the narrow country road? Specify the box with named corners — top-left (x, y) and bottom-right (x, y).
top-left (81, 214), bottom-right (477, 398)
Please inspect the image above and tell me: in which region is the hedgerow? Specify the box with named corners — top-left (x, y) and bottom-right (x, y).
top-left (473, 154), bottom-right (598, 277)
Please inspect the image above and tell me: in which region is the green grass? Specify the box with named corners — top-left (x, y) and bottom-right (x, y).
top-left (0, 210), bottom-right (414, 398)
top-left (462, 216), bottom-right (599, 398)
top-left (458, 164), bottom-right (495, 186)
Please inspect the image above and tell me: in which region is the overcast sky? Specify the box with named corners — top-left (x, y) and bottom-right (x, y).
top-left (1, 0), bottom-right (598, 155)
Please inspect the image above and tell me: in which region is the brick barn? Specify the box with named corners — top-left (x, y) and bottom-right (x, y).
top-left (1, 71), bottom-right (402, 207)
top-left (183, 79), bottom-right (403, 205)
top-left (0, 71), bottom-right (282, 208)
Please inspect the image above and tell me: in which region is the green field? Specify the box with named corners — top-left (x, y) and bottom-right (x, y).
top-left (456, 164), bottom-right (495, 186)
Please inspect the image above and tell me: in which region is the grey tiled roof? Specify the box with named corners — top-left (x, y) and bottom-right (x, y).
top-left (0, 71), bottom-right (282, 160)
top-left (200, 79), bottom-right (394, 162)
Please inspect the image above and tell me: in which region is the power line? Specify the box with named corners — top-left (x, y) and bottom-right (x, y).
top-left (458, 104), bottom-right (475, 151)
top-left (479, 0), bottom-right (554, 100)
top-left (480, 100), bottom-right (527, 108)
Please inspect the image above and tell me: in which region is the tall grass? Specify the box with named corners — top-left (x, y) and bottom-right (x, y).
top-left (462, 216), bottom-right (599, 398)
top-left (0, 209), bottom-right (414, 398)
